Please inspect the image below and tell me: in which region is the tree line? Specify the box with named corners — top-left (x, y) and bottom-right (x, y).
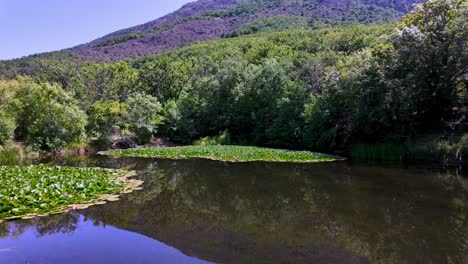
top-left (0, 0), bottom-right (466, 158)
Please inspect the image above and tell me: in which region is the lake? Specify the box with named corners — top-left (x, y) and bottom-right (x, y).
top-left (0, 156), bottom-right (466, 264)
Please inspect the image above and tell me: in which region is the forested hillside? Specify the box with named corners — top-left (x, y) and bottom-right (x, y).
top-left (0, 0), bottom-right (466, 163)
top-left (68, 0), bottom-right (420, 61)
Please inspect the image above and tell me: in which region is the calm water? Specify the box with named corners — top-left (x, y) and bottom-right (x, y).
top-left (0, 156), bottom-right (467, 264)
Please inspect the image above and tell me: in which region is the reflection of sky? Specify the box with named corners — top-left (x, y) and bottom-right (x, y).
top-left (0, 215), bottom-right (212, 264)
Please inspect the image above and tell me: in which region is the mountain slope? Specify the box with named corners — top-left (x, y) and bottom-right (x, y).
top-left (69, 0), bottom-right (420, 61)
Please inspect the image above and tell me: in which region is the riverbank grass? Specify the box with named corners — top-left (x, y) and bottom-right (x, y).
top-left (0, 144), bottom-right (23, 165)
top-left (0, 165), bottom-right (143, 223)
top-left (102, 145), bottom-right (342, 163)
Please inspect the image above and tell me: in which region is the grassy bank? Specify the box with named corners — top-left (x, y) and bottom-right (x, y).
top-left (101, 145), bottom-right (341, 163)
top-left (0, 165), bottom-right (143, 223)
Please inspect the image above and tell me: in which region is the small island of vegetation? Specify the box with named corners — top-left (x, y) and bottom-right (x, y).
top-left (101, 145), bottom-right (341, 163)
top-left (0, 164), bottom-right (143, 223)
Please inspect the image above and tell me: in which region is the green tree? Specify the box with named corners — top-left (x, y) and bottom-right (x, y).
top-left (394, 0), bottom-right (468, 128)
top-left (0, 112), bottom-right (15, 145)
top-left (126, 93), bottom-right (165, 144)
top-left (266, 82), bottom-right (307, 148)
top-left (82, 62), bottom-right (138, 104)
top-left (13, 80), bottom-right (87, 150)
top-left (0, 80), bottom-right (18, 145)
top-left (87, 100), bottom-right (128, 146)
top-left (137, 56), bottom-right (194, 102)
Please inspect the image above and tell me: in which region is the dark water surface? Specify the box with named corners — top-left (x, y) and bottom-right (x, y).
top-left (0, 156), bottom-right (467, 264)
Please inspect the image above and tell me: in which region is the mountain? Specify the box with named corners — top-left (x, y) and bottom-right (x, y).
top-left (69, 0), bottom-right (420, 61)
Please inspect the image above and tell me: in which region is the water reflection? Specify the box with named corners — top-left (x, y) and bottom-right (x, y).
top-left (1, 156), bottom-right (467, 264)
top-left (0, 213), bottom-right (80, 239)
top-left (0, 214), bottom-right (212, 264)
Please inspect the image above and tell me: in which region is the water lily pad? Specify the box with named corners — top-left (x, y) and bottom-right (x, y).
top-left (0, 165), bottom-right (143, 223)
top-left (100, 145), bottom-right (344, 163)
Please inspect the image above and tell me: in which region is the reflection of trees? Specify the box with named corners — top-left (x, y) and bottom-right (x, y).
top-left (82, 159), bottom-right (370, 263)
top-left (300, 166), bottom-right (468, 264)
top-left (0, 213), bottom-right (80, 238)
top-left (81, 158), bottom-right (467, 264)
top-left (1, 156), bottom-right (466, 264)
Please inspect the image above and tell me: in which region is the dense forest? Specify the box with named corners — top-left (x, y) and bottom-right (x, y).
top-left (0, 0), bottom-right (467, 163)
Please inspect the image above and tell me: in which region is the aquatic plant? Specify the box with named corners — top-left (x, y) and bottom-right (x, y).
top-left (101, 145), bottom-right (341, 163)
top-left (0, 164), bottom-right (143, 223)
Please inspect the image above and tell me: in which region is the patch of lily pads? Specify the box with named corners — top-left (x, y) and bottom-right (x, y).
top-left (0, 164), bottom-right (143, 223)
top-left (101, 145), bottom-right (343, 163)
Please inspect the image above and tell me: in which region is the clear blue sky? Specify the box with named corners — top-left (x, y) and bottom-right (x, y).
top-left (0, 0), bottom-right (193, 60)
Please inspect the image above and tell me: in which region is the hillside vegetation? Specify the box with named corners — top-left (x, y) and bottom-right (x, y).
top-left (0, 0), bottom-right (466, 163)
top-left (68, 0), bottom-right (420, 61)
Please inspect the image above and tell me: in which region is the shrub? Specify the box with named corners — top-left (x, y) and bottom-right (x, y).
top-left (13, 81), bottom-right (88, 150)
top-left (194, 130), bottom-right (231, 146)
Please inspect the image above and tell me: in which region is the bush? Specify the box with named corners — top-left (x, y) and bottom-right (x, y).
top-left (13, 81), bottom-right (88, 150)
top-left (93, 136), bottom-right (114, 151)
top-left (433, 134), bottom-right (468, 162)
top-left (194, 130), bottom-right (231, 146)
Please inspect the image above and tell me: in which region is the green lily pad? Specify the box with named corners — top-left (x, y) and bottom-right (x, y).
top-left (0, 164), bottom-right (143, 222)
top-left (101, 145), bottom-right (344, 163)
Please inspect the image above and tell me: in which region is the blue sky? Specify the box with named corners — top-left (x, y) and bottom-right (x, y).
top-left (0, 0), bottom-right (193, 60)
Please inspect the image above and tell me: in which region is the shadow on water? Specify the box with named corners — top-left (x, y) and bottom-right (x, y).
top-left (0, 156), bottom-right (467, 264)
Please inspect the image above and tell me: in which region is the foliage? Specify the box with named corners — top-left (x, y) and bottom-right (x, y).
top-left (408, 133), bottom-right (468, 163)
top-left (303, 0), bottom-right (468, 154)
top-left (12, 80), bottom-right (88, 150)
top-left (102, 145), bottom-right (339, 163)
top-left (0, 144), bottom-right (22, 165)
top-left (194, 130), bottom-right (231, 146)
top-left (0, 52), bottom-right (83, 81)
top-left (87, 100), bottom-right (127, 148)
top-left (0, 165), bottom-right (142, 222)
top-left (0, 112), bottom-right (15, 145)
top-left (393, 0), bottom-right (468, 128)
top-left (81, 62), bottom-right (138, 105)
top-left (137, 56), bottom-right (194, 102)
top-left (0, 80), bottom-right (18, 145)
top-left (225, 16), bottom-right (309, 38)
top-left (0, 1), bottom-right (465, 163)
top-left (126, 93), bottom-right (164, 144)
top-left (95, 33), bottom-right (145, 47)
top-left (68, 0), bottom-right (414, 54)
top-left (135, 23), bottom-right (392, 146)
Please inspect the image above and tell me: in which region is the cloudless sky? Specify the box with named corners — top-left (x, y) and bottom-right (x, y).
top-left (0, 0), bottom-right (194, 60)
